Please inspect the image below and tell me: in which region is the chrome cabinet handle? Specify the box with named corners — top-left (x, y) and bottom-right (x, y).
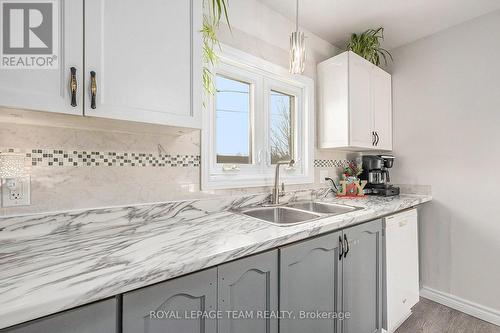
top-left (343, 234), bottom-right (349, 258)
top-left (90, 71), bottom-right (97, 109)
top-left (70, 67), bottom-right (77, 107)
top-left (339, 236), bottom-right (344, 260)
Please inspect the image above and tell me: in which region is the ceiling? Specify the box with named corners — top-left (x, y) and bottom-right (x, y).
top-left (258, 0), bottom-right (500, 49)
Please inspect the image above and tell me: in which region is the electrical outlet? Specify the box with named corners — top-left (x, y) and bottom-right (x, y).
top-left (1, 176), bottom-right (31, 207)
top-left (10, 189), bottom-right (22, 200)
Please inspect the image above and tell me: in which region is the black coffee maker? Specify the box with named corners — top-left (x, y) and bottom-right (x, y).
top-left (360, 155), bottom-right (400, 196)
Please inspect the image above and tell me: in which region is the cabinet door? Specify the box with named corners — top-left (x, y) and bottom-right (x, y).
top-left (218, 250), bottom-right (278, 333)
top-left (342, 220), bottom-right (383, 333)
top-left (280, 232), bottom-right (343, 333)
top-left (348, 52), bottom-right (373, 149)
top-left (372, 67), bottom-right (392, 150)
top-left (3, 298), bottom-right (116, 333)
top-left (84, 0), bottom-right (202, 129)
top-left (317, 52), bottom-right (349, 148)
top-left (0, 0), bottom-right (83, 115)
top-left (123, 268), bottom-right (217, 333)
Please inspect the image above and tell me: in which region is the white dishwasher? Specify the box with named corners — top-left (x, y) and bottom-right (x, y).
top-left (383, 208), bottom-right (420, 333)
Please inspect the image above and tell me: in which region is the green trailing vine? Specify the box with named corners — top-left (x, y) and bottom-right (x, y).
top-left (202, 0), bottom-right (230, 95)
top-left (346, 27), bottom-right (393, 66)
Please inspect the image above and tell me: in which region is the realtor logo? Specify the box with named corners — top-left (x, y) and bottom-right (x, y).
top-left (1, 0), bottom-right (58, 69)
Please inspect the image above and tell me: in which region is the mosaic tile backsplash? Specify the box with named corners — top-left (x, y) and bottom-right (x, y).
top-left (1, 148), bottom-right (352, 169)
top-left (27, 149), bottom-right (200, 167)
top-left (313, 159), bottom-right (353, 168)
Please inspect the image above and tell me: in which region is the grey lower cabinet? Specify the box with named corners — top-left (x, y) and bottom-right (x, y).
top-left (342, 219), bottom-right (383, 333)
top-left (2, 299), bottom-right (116, 333)
top-left (280, 231), bottom-right (343, 333)
top-left (122, 268), bottom-right (217, 333)
top-left (218, 250), bottom-right (279, 333)
top-left (4, 219), bottom-right (382, 333)
top-left (279, 219), bottom-right (383, 333)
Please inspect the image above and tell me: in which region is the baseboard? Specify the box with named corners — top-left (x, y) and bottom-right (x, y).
top-left (420, 286), bottom-right (500, 326)
top-left (386, 310), bottom-right (413, 333)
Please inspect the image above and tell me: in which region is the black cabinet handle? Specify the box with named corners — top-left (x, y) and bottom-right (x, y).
top-left (372, 131), bottom-right (376, 146)
top-left (375, 132), bottom-right (380, 146)
top-left (90, 71), bottom-right (97, 109)
top-left (343, 234), bottom-right (349, 258)
top-left (70, 67), bottom-right (77, 107)
top-left (339, 236), bottom-right (344, 260)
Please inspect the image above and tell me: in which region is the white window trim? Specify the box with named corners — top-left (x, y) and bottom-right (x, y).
top-left (202, 45), bottom-right (315, 190)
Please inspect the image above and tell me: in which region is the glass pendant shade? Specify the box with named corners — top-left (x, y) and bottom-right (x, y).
top-left (289, 0), bottom-right (305, 74)
top-left (289, 30), bottom-right (306, 74)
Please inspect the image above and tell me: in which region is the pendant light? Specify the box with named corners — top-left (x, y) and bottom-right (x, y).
top-left (289, 0), bottom-right (306, 74)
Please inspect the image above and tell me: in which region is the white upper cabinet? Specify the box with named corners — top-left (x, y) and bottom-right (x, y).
top-left (318, 51), bottom-right (393, 151)
top-left (0, 0), bottom-right (201, 130)
top-left (0, 0), bottom-right (83, 115)
top-left (349, 53), bottom-right (373, 148)
top-left (84, 0), bottom-right (202, 129)
top-left (371, 67), bottom-right (392, 150)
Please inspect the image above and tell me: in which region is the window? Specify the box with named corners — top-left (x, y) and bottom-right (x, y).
top-left (270, 90), bottom-right (295, 164)
top-left (215, 75), bottom-right (252, 164)
top-left (202, 45), bottom-right (314, 189)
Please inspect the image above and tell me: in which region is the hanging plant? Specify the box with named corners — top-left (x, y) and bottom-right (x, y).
top-left (202, 0), bottom-right (231, 95)
top-left (346, 27), bottom-right (393, 66)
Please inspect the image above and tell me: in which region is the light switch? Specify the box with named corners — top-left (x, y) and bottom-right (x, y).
top-left (1, 176), bottom-right (31, 207)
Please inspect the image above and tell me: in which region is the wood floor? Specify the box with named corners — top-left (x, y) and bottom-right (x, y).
top-left (395, 298), bottom-right (500, 333)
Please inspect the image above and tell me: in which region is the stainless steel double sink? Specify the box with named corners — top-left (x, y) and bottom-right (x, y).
top-left (236, 201), bottom-right (363, 226)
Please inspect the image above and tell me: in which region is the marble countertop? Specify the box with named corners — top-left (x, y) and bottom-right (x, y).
top-left (0, 191), bottom-right (431, 329)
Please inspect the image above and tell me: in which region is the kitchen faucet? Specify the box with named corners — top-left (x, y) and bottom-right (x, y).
top-left (271, 159), bottom-right (295, 205)
top-left (324, 177), bottom-right (339, 197)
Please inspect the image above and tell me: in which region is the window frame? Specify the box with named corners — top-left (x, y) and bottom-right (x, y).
top-left (214, 69), bottom-right (255, 166)
top-left (265, 79), bottom-right (302, 166)
top-left (202, 45), bottom-right (314, 190)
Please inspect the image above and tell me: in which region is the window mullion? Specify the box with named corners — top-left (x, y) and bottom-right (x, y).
top-left (253, 76), bottom-right (267, 174)
top-left (262, 77), bottom-right (271, 173)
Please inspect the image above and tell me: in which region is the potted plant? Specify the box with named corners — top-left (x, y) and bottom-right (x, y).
top-left (346, 27), bottom-right (393, 66)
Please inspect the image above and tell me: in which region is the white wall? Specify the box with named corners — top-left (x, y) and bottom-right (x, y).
top-left (390, 10), bottom-right (500, 313)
